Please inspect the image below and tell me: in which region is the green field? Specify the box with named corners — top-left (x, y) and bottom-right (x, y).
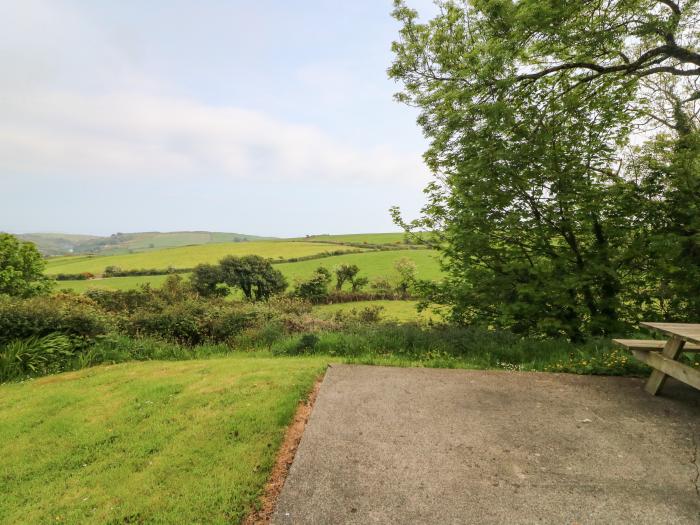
top-left (104, 231), bottom-right (273, 252)
top-left (0, 355), bottom-right (327, 524)
top-left (298, 233), bottom-right (410, 244)
top-left (20, 231), bottom-right (274, 256)
top-left (53, 249), bottom-right (443, 292)
top-left (276, 249), bottom-right (442, 284)
top-left (46, 241), bottom-right (342, 275)
top-left (55, 275), bottom-right (174, 293)
top-left (314, 300), bottom-right (444, 323)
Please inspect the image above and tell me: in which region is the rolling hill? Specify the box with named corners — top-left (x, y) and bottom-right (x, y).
top-left (45, 241), bottom-right (347, 275)
top-left (18, 231), bottom-right (275, 256)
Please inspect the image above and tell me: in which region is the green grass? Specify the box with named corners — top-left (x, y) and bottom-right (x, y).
top-left (0, 354), bottom-right (328, 524)
top-left (277, 249), bottom-right (442, 284)
top-left (314, 300), bottom-right (444, 323)
top-left (107, 232), bottom-right (274, 251)
top-left (45, 241), bottom-right (343, 275)
top-left (55, 274), bottom-right (173, 293)
top-left (297, 232), bottom-right (410, 244)
top-left (52, 249), bottom-right (443, 292)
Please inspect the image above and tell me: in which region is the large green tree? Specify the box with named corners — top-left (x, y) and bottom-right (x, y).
top-left (0, 233), bottom-right (53, 297)
top-left (390, 0), bottom-right (700, 337)
top-left (219, 255), bottom-right (287, 301)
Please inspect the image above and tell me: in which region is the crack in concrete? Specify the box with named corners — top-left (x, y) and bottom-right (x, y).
top-left (691, 429), bottom-right (699, 499)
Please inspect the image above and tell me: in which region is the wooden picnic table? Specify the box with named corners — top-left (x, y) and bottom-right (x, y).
top-left (613, 322), bottom-right (700, 395)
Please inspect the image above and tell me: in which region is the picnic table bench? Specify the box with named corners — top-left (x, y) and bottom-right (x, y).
top-left (614, 322), bottom-right (700, 395)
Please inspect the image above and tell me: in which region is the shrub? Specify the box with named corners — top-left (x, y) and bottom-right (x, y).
top-left (121, 301), bottom-right (259, 346)
top-left (54, 272), bottom-right (94, 281)
top-left (293, 267), bottom-right (332, 303)
top-left (0, 294), bottom-right (112, 344)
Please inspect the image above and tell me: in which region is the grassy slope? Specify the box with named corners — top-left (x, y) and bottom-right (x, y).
top-left (54, 249), bottom-right (443, 293)
top-left (112, 232), bottom-right (274, 251)
top-left (45, 241), bottom-right (340, 275)
top-left (276, 249), bottom-right (442, 283)
top-left (298, 233), bottom-right (409, 244)
top-left (0, 355), bottom-right (327, 524)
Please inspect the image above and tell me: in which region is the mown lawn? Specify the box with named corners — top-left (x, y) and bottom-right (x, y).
top-left (45, 241), bottom-right (344, 275)
top-left (0, 355), bottom-right (327, 524)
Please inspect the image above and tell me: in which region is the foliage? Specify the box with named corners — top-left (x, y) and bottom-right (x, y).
top-left (389, 0), bottom-right (700, 338)
top-left (294, 266), bottom-right (332, 303)
top-left (0, 233), bottom-right (53, 297)
top-left (0, 294), bottom-right (112, 344)
top-left (629, 127), bottom-right (700, 321)
top-left (350, 275), bottom-right (369, 292)
top-left (190, 263), bottom-right (228, 297)
top-left (123, 302), bottom-right (257, 346)
top-left (219, 255), bottom-right (287, 300)
top-left (334, 263), bottom-right (359, 290)
top-left (0, 334), bottom-right (77, 381)
top-left (104, 266), bottom-right (188, 277)
top-left (54, 272), bottom-right (94, 281)
top-left (394, 257), bottom-right (417, 295)
top-left (270, 322), bottom-right (646, 375)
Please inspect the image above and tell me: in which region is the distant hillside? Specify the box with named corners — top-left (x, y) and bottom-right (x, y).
top-left (17, 231), bottom-right (275, 256)
top-left (297, 232), bottom-right (433, 246)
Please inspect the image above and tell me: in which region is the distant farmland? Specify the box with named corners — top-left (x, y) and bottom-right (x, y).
top-left (299, 232), bottom-right (431, 245)
top-left (52, 247), bottom-right (443, 293)
top-left (275, 249), bottom-right (441, 283)
top-left (45, 241), bottom-right (347, 275)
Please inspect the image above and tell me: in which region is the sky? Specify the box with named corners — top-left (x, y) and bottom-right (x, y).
top-left (0, 0), bottom-right (439, 237)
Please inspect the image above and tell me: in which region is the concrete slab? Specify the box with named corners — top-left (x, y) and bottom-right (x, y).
top-left (273, 365), bottom-right (700, 524)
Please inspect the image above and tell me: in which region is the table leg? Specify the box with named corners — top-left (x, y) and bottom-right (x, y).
top-left (644, 336), bottom-right (686, 395)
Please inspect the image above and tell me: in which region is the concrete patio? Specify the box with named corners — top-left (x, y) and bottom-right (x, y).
top-left (273, 364), bottom-right (700, 524)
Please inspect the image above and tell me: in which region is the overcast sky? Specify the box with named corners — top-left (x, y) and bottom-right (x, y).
top-left (1, 0), bottom-right (438, 237)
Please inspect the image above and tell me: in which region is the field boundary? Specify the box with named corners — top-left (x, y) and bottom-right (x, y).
top-left (243, 372), bottom-right (326, 525)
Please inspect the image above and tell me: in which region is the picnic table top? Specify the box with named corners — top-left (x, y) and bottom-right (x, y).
top-left (640, 322), bottom-right (700, 345)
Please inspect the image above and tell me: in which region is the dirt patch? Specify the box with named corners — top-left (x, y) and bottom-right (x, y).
top-left (243, 373), bottom-right (325, 525)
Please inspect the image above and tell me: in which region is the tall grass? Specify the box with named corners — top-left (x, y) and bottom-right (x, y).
top-left (268, 324), bottom-right (650, 375)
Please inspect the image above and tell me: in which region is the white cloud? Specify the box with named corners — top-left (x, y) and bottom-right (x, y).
top-left (0, 90), bottom-right (429, 183)
top-left (0, 0), bottom-right (431, 185)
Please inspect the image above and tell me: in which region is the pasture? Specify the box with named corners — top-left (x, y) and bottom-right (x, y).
top-left (0, 355), bottom-right (327, 524)
top-left (45, 241), bottom-right (342, 275)
top-left (50, 246), bottom-right (443, 293)
top-left (299, 233), bottom-right (410, 245)
top-left (101, 231), bottom-right (273, 252)
top-left (275, 249), bottom-right (441, 283)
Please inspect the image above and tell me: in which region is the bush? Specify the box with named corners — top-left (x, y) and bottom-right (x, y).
top-left (293, 267), bottom-right (332, 303)
top-left (0, 294), bottom-right (112, 344)
top-left (121, 301), bottom-right (259, 346)
top-left (54, 272), bottom-right (94, 281)
top-left (103, 266), bottom-right (190, 277)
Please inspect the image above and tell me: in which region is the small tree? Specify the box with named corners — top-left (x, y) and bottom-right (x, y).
top-left (190, 263), bottom-right (228, 298)
top-left (350, 276), bottom-right (369, 292)
top-left (0, 233), bottom-right (52, 297)
top-left (334, 264), bottom-right (359, 290)
top-left (394, 258), bottom-right (417, 295)
top-left (294, 267), bottom-right (332, 303)
top-left (219, 255), bottom-right (287, 301)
